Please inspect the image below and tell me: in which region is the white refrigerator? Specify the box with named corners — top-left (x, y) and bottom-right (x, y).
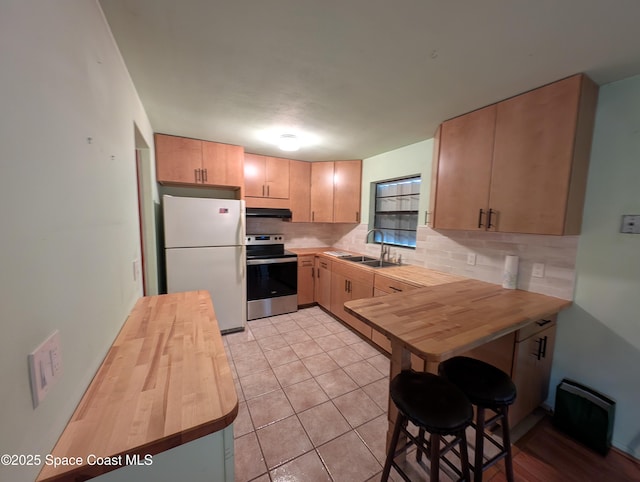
top-left (163, 195), bottom-right (246, 333)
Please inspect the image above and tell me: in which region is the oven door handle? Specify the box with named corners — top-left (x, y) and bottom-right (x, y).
top-left (247, 257), bottom-right (298, 266)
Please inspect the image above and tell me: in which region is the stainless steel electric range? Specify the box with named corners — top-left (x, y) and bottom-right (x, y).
top-left (246, 234), bottom-right (298, 320)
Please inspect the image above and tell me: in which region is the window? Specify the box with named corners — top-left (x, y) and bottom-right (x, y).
top-left (372, 176), bottom-right (421, 248)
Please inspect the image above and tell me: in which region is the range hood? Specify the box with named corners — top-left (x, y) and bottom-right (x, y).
top-left (246, 207), bottom-right (292, 219)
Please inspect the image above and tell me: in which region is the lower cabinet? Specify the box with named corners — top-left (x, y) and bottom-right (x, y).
top-left (510, 317), bottom-right (557, 427)
top-left (95, 426), bottom-right (234, 482)
top-left (460, 333), bottom-right (516, 378)
top-left (314, 257), bottom-right (332, 310)
top-left (330, 262), bottom-right (374, 338)
top-left (372, 273), bottom-right (424, 370)
top-left (297, 255), bottom-right (315, 306)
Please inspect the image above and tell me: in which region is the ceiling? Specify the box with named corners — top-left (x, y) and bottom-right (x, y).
top-left (99, 0), bottom-right (640, 162)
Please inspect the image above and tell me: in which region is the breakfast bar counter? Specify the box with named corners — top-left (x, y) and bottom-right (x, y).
top-left (344, 278), bottom-right (571, 447)
top-left (37, 291), bottom-right (238, 482)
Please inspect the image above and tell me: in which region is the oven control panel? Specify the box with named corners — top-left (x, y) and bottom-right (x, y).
top-left (246, 234), bottom-right (285, 245)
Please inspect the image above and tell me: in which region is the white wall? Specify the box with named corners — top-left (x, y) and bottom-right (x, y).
top-left (549, 74), bottom-right (640, 458)
top-left (0, 1), bottom-right (154, 480)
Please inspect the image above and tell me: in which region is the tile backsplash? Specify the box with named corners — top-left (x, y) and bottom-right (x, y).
top-left (246, 219), bottom-right (336, 248)
top-left (247, 219), bottom-right (578, 300)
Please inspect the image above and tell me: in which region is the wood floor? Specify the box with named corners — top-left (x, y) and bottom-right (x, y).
top-left (485, 416), bottom-right (640, 481)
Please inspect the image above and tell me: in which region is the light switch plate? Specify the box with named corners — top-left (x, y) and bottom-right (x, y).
top-left (133, 258), bottom-right (141, 281)
top-left (29, 330), bottom-right (63, 408)
top-left (467, 253), bottom-right (477, 266)
top-left (621, 215), bottom-right (640, 234)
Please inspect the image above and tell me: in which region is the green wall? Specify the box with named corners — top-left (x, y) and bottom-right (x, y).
top-left (361, 139), bottom-right (433, 225)
top-left (550, 74), bottom-right (640, 458)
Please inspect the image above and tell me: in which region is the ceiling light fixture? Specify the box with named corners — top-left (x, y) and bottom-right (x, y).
top-left (278, 134), bottom-right (300, 152)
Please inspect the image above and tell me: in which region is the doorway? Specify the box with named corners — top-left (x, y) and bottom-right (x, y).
top-left (134, 123), bottom-right (158, 296)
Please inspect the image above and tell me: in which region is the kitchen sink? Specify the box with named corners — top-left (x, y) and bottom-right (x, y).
top-left (360, 259), bottom-right (400, 268)
top-left (340, 255), bottom-right (399, 268)
top-left (340, 255), bottom-right (378, 262)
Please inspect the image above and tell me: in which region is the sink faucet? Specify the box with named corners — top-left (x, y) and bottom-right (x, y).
top-left (365, 229), bottom-right (386, 266)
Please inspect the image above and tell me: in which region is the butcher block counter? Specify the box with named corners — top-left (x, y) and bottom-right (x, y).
top-left (345, 278), bottom-right (570, 364)
top-left (37, 291), bottom-right (238, 482)
top-left (344, 278), bottom-right (571, 449)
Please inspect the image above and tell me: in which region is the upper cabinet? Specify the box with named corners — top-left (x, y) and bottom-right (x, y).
top-left (289, 160), bottom-right (311, 222)
top-left (334, 160), bottom-right (363, 223)
top-left (202, 141), bottom-right (244, 188)
top-left (431, 74), bottom-right (598, 235)
top-left (155, 134), bottom-right (244, 189)
top-left (310, 161), bottom-right (335, 223)
top-left (244, 153), bottom-right (290, 199)
top-left (310, 160), bottom-right (362, 223)
top-left (431, 106), bottom-right (496, 230)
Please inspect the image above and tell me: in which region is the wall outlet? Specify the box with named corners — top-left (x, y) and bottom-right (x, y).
top-left (532, 263), bottom-right (545, 278)
top-left (28, 330), bottom-right (63, 408)
top-left (467, 253), bottom-right (477, 266)
top-left (621, 214), bottom-right (640, 234)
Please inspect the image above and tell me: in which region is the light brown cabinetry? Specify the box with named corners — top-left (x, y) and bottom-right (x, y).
top-left (244, 153), bottom-right (290, 204)
top-left (155, 134), bottom-right (244, 189)
top-left (310, 160), bottom-right (362, 223)
top-left (297, 255), bottom-right (315, 306)
top-left (314, 257), bottom-right (332, 310)
top-left (431, 74), bottom-right (598, 235)
top-left (432, 106), bottom-right (496, 230)
top-left (460, 333), bottom-right (516, 377)
top-left (310, 162), bottom-right (335, 223)
top-left (371, 273), bottom-right (423, 370)
top-left (201, 141), bottom-right (244, 188)
top-left (330, 261), bottom-right (374, 338)
top-left (333, 160), bottom-right (363, 223)
top-left (510, 317), bottom-right (557, 427)
top-left (289, 160), bottom-right (311, 222)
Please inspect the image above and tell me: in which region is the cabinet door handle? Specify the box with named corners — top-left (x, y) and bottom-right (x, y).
top-left (487, 209), bottom-right (496, 229)
top-left (534, 336), bottom-right (549, 360)
top-left (390, 286), bottom-right (402, 292)
top-left (262, 185), bottom-right (265, 196)
top-left (348, 280), bottom-right (352, 293)
top-left (344, 279), bottom-right (348, 292)
top-left (536, 318), bottom-right (554, 327)
top-left (317, 268), bottom-right (320, 279)
top-left (194, 169), bottom-right (200, 183)
top-left (267, 185), bottom-right (270, 196)
top-left (311, 267), bottom-right (315, 278)
top-left (478, 208), bottom-right (485, 228)
top-left (312, 211), bottom-right (315, 222)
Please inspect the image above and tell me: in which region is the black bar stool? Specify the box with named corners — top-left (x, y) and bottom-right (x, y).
top-left (438, 356), bottom-right (517, 482)
top-left (381, 370), bottom-right (473, 482)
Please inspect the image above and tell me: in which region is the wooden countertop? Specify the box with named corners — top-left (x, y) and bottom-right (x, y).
top-left (345, 279), bottom-right (571, 362)
top-left (370, 264), bottom-right (466, 287)
top-left (37, 291), bottom-right (238, 482)
top-left (287, 246), bottom-right (333, 256)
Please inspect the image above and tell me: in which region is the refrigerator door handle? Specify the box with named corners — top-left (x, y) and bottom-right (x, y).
top-left (239, 200), bottom-right (246, 242)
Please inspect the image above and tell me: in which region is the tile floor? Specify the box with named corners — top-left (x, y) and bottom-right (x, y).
top-left (224, 306), bottom-right (496, 482)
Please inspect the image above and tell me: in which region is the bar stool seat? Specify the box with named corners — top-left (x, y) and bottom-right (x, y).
top-left (439, 356), bottom-right (517, 482)
top-left (382, 370), bottom-right (473, 482)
